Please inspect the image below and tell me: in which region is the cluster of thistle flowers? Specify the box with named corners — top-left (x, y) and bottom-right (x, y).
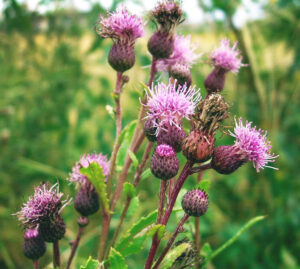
top-left (16, 153), bottom-right (109, 264)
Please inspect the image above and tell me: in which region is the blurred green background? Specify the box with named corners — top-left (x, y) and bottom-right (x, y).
top-left (0, 0), bottom-right (299, 268)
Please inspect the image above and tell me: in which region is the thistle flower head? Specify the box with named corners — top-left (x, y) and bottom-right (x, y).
top-left (96, 7), bottom-right (144, 45)
top-left (157, 35), bottom-right (200, 72)
top-left (230, 117), bottom-right (278, 172)
top-left (151, 1), bottom-right (184, 31)
top-left (156, 144), bottom-right (176, 157)
top-left (211, 39), bottom-right (245, 73)
top-left (17, 183), bottom-right (68, 228)
top-left (145, 80), bottom-right (201, 134)
top-left (24, 229), bottom-right (39, 239)
top-left (69, 152), bottom-right (109, 186)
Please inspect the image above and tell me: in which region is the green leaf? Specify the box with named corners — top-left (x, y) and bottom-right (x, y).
top-left (80, 163), bottom-right (109, 211)
top-left (116, 210), bottom-right (158, 252)
top-left (200, 242), bottom-right (212, 258)
top-left (159, 243), bottom-right (191, 269)
top-left (123, 182), bottom-right (136, 198)
top-left (108, 248), bottom-right (128, 269)
top-left (80, 256), bottom-right (100, 269)
top-left (196, 179), bottom-right (211, 193)
top-left (120, 234), bottom-right (147, 257)
top-left (116, 120), bottom-right (137, 169)
top-left (141, 168), bottom-right (151, 181)
top-left (204, 216), bottom-right (266, 265)
top-left (128, 150), bottom-right (139, 169)
top-left (127, 196), bottom-right (139, 217)
top-left (147, 224), bottom-right (166, 240)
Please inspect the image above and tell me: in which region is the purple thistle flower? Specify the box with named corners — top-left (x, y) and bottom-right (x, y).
top-left (69, 152), bottom-right (109, 185)
top-left (17, 183), bottom-right (69, 228)
top-left (156, 144), bottom-right (176, 157)
top-left (156, 35), bottom-right (200, 72)
top-left (210, 39), bottom-right (245, 73)
top-left (230, 117), bottom-right (278, 172)
top-left (145, 80), bottom-right (201, 134)
top-left (96, 7), bottom-right (144, 45)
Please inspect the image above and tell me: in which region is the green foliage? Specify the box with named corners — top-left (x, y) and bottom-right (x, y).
top-left (128, 150), bottom-right (139, 170)
top-left (147, 224), bottom-right (166, 240)
top-left (196, 179), bottom-right (211, 193)
top-left (80, 163), bottom-right (109, 211)
top-left (108, 248), bottom-right (128, 269)
top-left (80, 256), bottom-right (100, 269)
top-left (123, 182), bottom-right (136, 199)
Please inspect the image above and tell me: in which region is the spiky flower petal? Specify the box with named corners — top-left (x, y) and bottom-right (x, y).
top-left (157, 35), bottom-right (200, 72)
top-left (69, 152), bottom-right (109, 186)
top-left (17, 184), bottom-right (68, 228)
top-left (230, 117), bottom-right (278, 172)
top-left (211, 39), bottom-right (245, 73)
top-left (145, 80), bottom-right (201, 134)
top-left (96, 7), bottom-right (144, 45)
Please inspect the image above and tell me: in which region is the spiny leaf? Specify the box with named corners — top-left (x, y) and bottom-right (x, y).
top-left (147, 224), bottom-right (166, 240)
top-left (108, 248), bottom-right (128, 269)
top-left (80, 256), bottom-right (100, 269)
top-left (159, 243), bottom-right (191, 269)
top-left (116, 210), bottom-right (158, 252)
top-left (196, 180), bottom-right (211, 193)
top-left (123, 182), bottom-right (136, 199)
top-left (128, 150), bottom-right (139, 170)
top-left (80, 163), bottom-right (109, 212)
top-left (120, 234), bottom-right (147, 257)
top-left (204, 215), bottom-right (266, 265)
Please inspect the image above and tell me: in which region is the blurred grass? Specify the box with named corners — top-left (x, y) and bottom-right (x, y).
top-left (0, 0), bottom-right (299, 268)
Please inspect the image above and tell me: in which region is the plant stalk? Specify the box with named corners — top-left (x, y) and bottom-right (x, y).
top-left (33, 260), bottom-right (39, 269)
top-left (157, 181), bottom-right (168, 224)
top-left (53, 241), bottom-right (60, 268)
top-left (66, 226), bottom-right (84, 269)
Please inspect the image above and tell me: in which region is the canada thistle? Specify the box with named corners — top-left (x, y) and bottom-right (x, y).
top-left (150, 144), bottom-right (179, 180)
top-left (181, 189), bottom-right (209, 217)
top-left (96, 7), bottom-right (144, 72)
top-left (182, 93), bottom-right (229, 162)
top-left (17, 183), bottom-right (70, 243)
top-left (211, 117), bottom-right (278, 174)
top-left (204, 39), bottom-right (245, 93)
top-left (69, 152), bottom-right (109, 216)
top-left (148, 1), bottom-right (184, 59)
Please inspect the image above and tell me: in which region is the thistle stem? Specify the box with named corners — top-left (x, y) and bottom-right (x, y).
top-left (66, 226), bottom-right (84, 269)
top-left (190, 163), bottom-right (212, 174)
top-left (33, 260), bottom-right (39, 269)
top-left (157, 181), bottom-right (168, 224)
top-left (195, 171), bottom-right (204, 261)
top-left (97, 209), bottom-right (110, 261)
top-left (153, 214), bottom-right (190, 269)
top-left (53, 241), bottom-right (60, 268)
top-left (148, 57), bottom-right (157, 86)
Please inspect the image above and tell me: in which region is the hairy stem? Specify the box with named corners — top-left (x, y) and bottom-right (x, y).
top-left (168, 177), bottom-right (175, 203)
top-left (53, 241), bottom-right (60, 268)
top-left (33, 260), bottom-right (39, 269)
top-left (157, 181), bottom-right (168, 224)
top-left (153, 214), bottom-right (190, 269)
top-left (97, 209), bottom-right (110, 261)
top-left (66, 225), bottom-right (84, 269)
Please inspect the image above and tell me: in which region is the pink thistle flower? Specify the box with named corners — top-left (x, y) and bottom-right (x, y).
top-left (69, 152), bottom-right (109, 185)
top-left (17, 183), bottom-right (69, 228)
top-left (96, 7), bottom-right (144, 45)
top-left (145, 80), bottom-right (201, 134)
top-left (230, 117), bottom-right (278, 172)
top-left (211, 39), bottom-right (245, 73)
top-left (156, 144), bottom-right (176, 157)
top-left (156, 35), bottom-right (200, 72)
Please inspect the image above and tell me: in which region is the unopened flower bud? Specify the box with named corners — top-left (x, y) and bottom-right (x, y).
top-left (148, 31), bottom-right (174, 59)
top-left (150, 144), bottom-right (179, 180)
top-left (181, 189), bottom-right (208, 217)
top-left (169, 64), bottom-right (192, 88)
top-left (77, 216), bottom-right (89, 228)
top-left (74, 185), bottom-right (99, 216)
top-left (182, 130), bottom-right (215, 163)
top-left (144, 118), bottom-right (157, 142)
top-left (204, 68), bottom-right (226, 93)
top-left (23, 229), bottom-right (46, 260)
top-left (108, 43), bottom-right (135, 72)
top-left (39, 215), bottom-right (66, 242)
top-left (157, 123), bottom-right (186, 152)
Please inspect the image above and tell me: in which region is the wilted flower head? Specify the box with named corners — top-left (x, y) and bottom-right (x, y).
top-left (17, 183), bottom-right (69, 228)
top-left (151, 1), bottom-right (184, 31)
top-left (145, 80), bottom-right (201, 134)
top-left (211, 39), bottom-right (245, 73)
top-left (69, 152), bottom-right (109, 186)
top-left (230, 117), bottom-right (278, 172)
top-left (96, 7), bottom-right (144, 45)
top-left (157, 35), bottom-right (200, 72)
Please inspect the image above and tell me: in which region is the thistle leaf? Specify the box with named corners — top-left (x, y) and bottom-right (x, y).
top-left (108, 248), bottom-right (128, 269)
top-left (80, 256), bottom-right (100, 269)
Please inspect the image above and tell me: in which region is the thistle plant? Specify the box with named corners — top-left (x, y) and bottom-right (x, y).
top-left (15, 1), bottom-right (278, 268)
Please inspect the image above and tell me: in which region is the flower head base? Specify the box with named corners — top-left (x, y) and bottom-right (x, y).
top-left (157, 35), bottom-right (200, 72)
top-left (211, 39), bottom-right (245, 73)
top-left (96, 7), bottom-right (144, 45)
top-left (230, 117), bottom-right (278, 172)
top-left (156, 144), bottom-right (176, 157)
top-left (145, 80), bottom-right (201, 134)
top-left (17, 184), bottom-right (68, 228)
top-left (69, 152), bottom-right (109, 186)
top-left (151, 1), bottom-right (184, 32)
